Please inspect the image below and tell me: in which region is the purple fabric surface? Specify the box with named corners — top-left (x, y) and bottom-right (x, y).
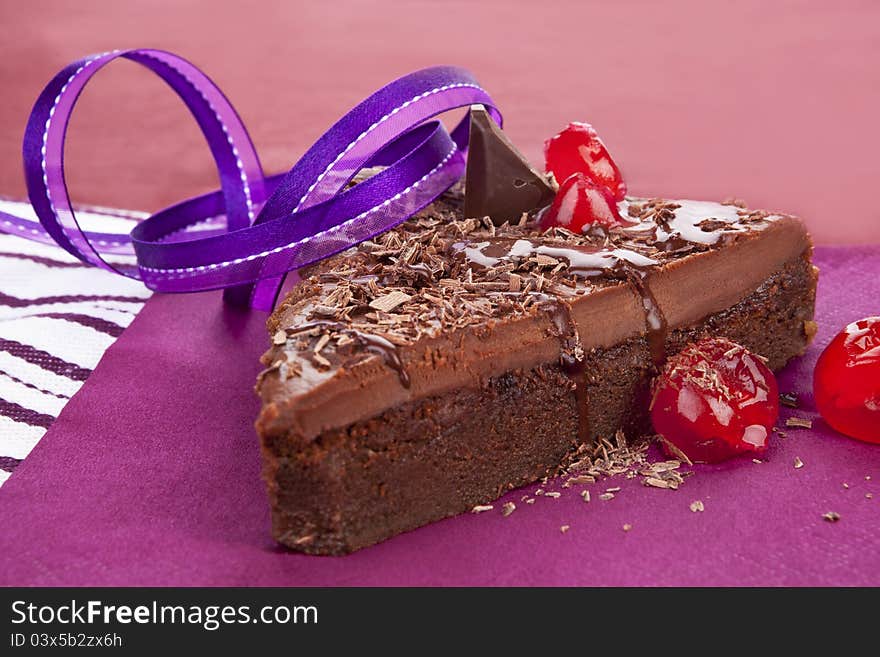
top-left (0, 245), bottom-right (878, 586)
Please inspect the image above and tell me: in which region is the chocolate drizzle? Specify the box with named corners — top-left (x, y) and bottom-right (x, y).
top-left (541, 299), bottom-right (590, 446)
top-left (454, 237), bottom-right (670, 369)
top-left (626, 270), bottom-right (668, 367)
top-left (351, 330), bottom-right (411, 388)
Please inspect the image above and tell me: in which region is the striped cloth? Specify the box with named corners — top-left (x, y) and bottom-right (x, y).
top-left (0, 198), bottom-right (151, 487)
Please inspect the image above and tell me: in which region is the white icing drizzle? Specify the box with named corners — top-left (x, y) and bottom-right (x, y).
top-left (454, 239), bottom-right (658, 275)
top-left (620, 198), bottom-right (780, 245)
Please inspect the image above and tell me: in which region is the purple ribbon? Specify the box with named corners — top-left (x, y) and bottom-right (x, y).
top-left (0, 49), bottom-right (500, 310)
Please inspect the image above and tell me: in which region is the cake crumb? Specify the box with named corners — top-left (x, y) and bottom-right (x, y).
top-left (622, 524), bottom-right (632, 532)
top-left (599, 492), bottom-right (615, 501)
top-left (545, 491), bottom-right (561, 499)
top-left (501, 502), bottom-right (516, 517)
top-left (472, 505), bottom-right (494, 514)
top-left (794, 456), bottom-right (804, 469)
top-left (804, 320), bottom-right (818, 341)
top-left (690, 500), bottom-right (705, 513)
top-left (560, 525), bottom-right (570, 534)
top-left (272, 330), bottom-right (287, 345)
top-left (822, 511), bottom-right (841, 523)
top-left (786, 417), bottom-right (813, 429)
top-left (581, 490), bottom-right (590, 503)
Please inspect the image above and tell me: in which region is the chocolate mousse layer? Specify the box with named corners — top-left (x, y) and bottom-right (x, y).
top-left (255, 191), bottom-right (817, 554)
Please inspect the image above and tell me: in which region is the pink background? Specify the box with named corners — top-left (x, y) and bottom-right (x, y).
top-left (0, 2), bottom-right (879, 586)
top-left (0, 0), bottom-right (878, 244)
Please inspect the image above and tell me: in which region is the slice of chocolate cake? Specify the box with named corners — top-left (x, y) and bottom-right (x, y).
top-left (255, 188), bottom-right (817, 554)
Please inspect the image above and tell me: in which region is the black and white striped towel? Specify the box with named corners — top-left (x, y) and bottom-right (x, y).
top-left (0, 198), bottom-right (151, 487)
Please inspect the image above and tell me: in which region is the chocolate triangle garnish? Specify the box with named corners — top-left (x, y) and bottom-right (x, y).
top-left (464, 105), bottom-right (555, 226)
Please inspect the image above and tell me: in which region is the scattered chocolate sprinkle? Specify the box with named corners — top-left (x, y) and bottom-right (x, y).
top-left (368, 290), bottom-right (412, 313)
top-left (525, 498), bottom-right (536, 505)
top-left (471, 504), bottom-right (494, 514)
top-left (656, 436), bottom-right (693, 466)
top-left (794, 456), bottom-right (804, 469)
top-left (545, 491), bottom-right (561, 499)
top-left (562, 433), bottom-right (692, 495)
top-left (843, 483), bottom-right (850, 489)
top-left (645, 477), bottom-right (670, 489)
top-left (752, 458), bottom-right (763, 464)
top-left (312, 352), bottom-right (332, 369)
top-left (779, 392), bottom-right (799, 408)
top-left (867, 493), bottom-right (874, 500)
top-left (564, 475), bottom-right (595, 487)
top-left (293, 535), bottom-right (314, 546)
top-left (581, 490), bottom-right (590, 503)
top-left (721, 198), bottom-right (748, 208)
top-left (622, 524), bottom-right (632, 532)
top-left (599, 492), bottom-right (615, 501)
top-left (690, 500), bottom-right (705, 513)
top-left (786, 417), bottom-right (813, 429)
top-left (822, 511), bottom-right (840, 523)
top-left (501, 502), bottom-right (516, 517)
top-left (313, 332), bottom-right (330, 354)
top-left (560, 525), bottom-right (570, 534)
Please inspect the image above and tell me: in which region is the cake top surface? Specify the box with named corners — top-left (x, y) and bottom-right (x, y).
top-left (257, 185), bottom-right (809, 439)
top-left (267, 187), bottom-right (789, 356)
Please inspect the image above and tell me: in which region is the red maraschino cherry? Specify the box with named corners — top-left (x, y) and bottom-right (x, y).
top-left (814, 316), bottom-right (880, 444)
top-left (539, 172), bottom-right (627, 233)
top-left (651, 337), bottom-right (780, 463)
top-left (544, 122), bottom-right (627, 202)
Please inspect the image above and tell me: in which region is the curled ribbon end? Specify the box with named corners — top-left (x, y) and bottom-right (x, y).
top-left (2, 50), bottom-right (500, 311)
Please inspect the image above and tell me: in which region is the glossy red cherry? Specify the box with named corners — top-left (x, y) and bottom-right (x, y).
top-left (544, 122), bottom-right (627, 201)
top-left (814, 316), bottom-right (880, 444)
top-left (539, 172), bottom-right (627, 233)
top-left (650, 338), bottom-right (779, 463)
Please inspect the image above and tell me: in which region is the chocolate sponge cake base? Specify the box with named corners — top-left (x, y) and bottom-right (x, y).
top-left (260, 254), bottom-right (816, 555)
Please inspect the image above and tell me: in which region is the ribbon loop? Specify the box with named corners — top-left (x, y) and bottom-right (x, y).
top-left (1, 49), bottom-right (500, 310)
